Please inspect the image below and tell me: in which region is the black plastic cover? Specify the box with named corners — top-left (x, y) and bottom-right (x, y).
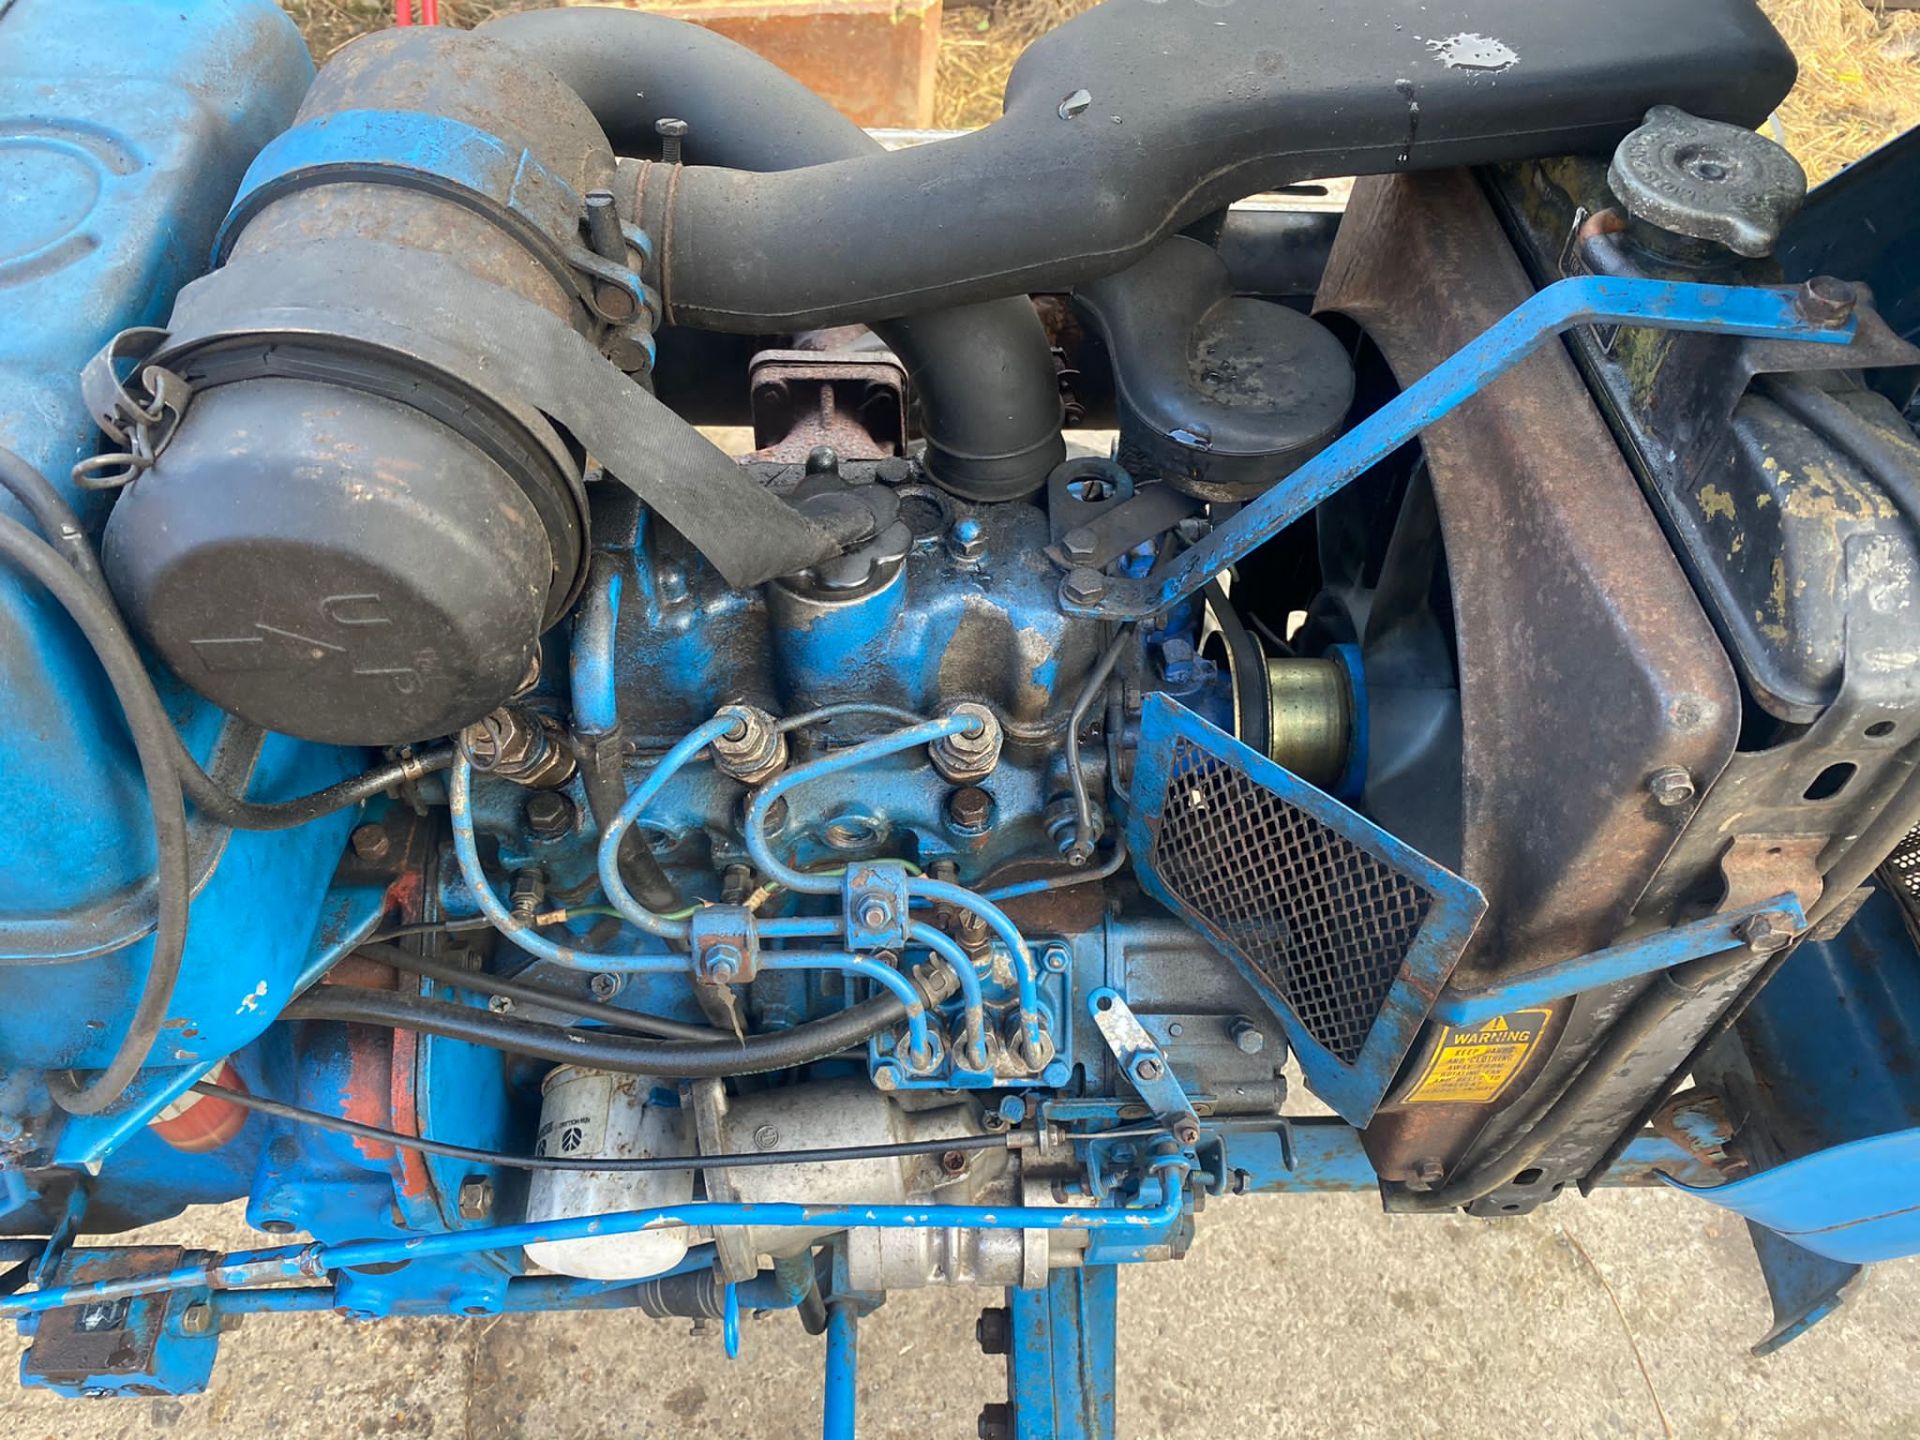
top-left (1075, 238), bottom-right (1354, 500)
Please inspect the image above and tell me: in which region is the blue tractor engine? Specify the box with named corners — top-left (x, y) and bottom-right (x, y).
top-left (4, 1), bottom-right (1920, 1432)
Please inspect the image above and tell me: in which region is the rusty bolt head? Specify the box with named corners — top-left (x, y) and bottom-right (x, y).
top-left (1797, 276), bottom-right (1858, 328)
top-left (1061, 526), bottom-right (1098, 563)
top-left (947, 786), bottom-right (993, 832)
top-left (179, 1301), bottom-right (214, 1336)
top-left (1062, 565), bottom-right (1107, 606)
top-left (588, 972), bottom-right (622, 1002)
top-left (457, 1177), bottom-right (494, 1221)
top-left (1173, 1116), bottom-right (1202, 1148)
top-left (947, 516), bottom-right (987, 562)
top-left (1647, 766), bottom-right (1696, 808)
top-left (524, 790), bottom-right (577, 841)
top-left (940, 1148), bottom-right (969, 1176)
top-left (932, 704), bottom-right (1003, 784)
top-left (350, 823), bottom-right (392, 864)
top-left (1132, 1054), bottom-right (1165, 1083)
top-left (1738, 909), bottom-right (1799, 955)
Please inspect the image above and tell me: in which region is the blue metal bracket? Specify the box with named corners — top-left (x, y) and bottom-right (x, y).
top-left (1429, 894), bottom-right (1808, 1027)
top-left (1060, 277), bottom-right (1859, 619)
top-left (1086, 987), bottom-right (1201, 1147)
top-left (1007, 1267), bottom-right (1118, 1440)
top-left (687, 906), bottom-right (759, 985)
top-left (843, 862), bottom-right (910, 952)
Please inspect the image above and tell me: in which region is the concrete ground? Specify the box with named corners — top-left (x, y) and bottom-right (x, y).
top-left (2, 1187), bottom-right (1916, 1439)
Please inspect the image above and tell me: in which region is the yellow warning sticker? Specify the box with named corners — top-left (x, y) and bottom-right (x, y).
top-left (1401, 1009), bottom-right (1552, 1105)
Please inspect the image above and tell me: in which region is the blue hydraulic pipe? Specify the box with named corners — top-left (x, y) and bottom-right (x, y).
top-left (823, 1300), bottom-right (859, 1440)
top-left (449, 753), bottom-right (682, 973)
top-left (596, 713), bottom-right (741, 937)
top-left (910, 876), bottom-right (1047, 1060)
top-left (0, 1161), bottom-right (1192, 1317)
top-left (762, 950), bottom-right (932, 1063)
top-left (743, 715), bottom-right (977, 894)
top-left (909, 921), bottom-right (989, 1068)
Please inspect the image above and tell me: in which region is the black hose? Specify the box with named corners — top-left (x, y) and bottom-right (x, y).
top-left (359, 942), bottom-right (720, 1042)
top-left (193, 1081), bottom-right (1007, 1174)
top-left (284, 984), bottom-right (909, 1079)
top-left (0, 444), bottom-right (449, 832)
top-left (477, 6), bottom-right (1065, 501)
top-left (0, 512), bottom-right (190, 1116)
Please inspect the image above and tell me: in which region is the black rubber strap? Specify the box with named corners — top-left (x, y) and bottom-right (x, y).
top-left (155, 240), bottom-right (839, 590)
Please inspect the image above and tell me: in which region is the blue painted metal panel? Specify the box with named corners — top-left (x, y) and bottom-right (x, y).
top-left (1128, 693), bottom-right (1486, 1125)
top-left (1008, 1267), bottom-right (1117, 1440)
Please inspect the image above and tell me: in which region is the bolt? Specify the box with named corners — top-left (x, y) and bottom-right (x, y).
top-left (947, 516), bottom-right (987, 562)
top-left (979, 1402), bottom-right (1014, 1440)
top-left (260, 1219), bottom-right (295, 1236)
top-left (976, 1306), bottom-right (1012, 1355)
top-left (1797, 275), bottom-right (1858, 328)
top-left (1738, 909), bottom-right (1799, 955)
top-left (524, 790), bottom-right (577, 841)
top-left (1173, 1116), bottom-right (1202, 1148)
top-left (947, 786), bottom-right (992, 832)
top-left (655, 116), bottom-right (689, 165)
top-left (931, 704), bottom-right (1003, 784)
top-left (488, 994), bottom-right (514, 1015)
top-left (1132, 1054), bottom-right (1165, 1084)
top-left (941, 1149), bottom-right (969, 1176)
top-left (805, 445), bottom-right (840, 477)
top-left (1057, 88), bottom-right (1092, 120)
top-left (1229, 1017), bottom-right (1266, 1055)
top-left (350, 823), bottom-right (392, 864)
top-left (1408, 1156), bottom-right (1447, 1192)
top-left (1647, 765), bottom-right (1696, 808)
top-left (457, 1176), bottom-right (494, 1221)
top-left (179, 1301), bottom-right (214, 1336)
top-left (704, 944), bottom-right (743, 983)
top-left (858, 897), bottom-right (893, 931)
top-left (752, 1123), bottom-right (782, 1152)
top-left (1061, 525), bottom-right (1098, 563)
top-left (588, 972), bottom-right (622, 1003)
top-left (953, 909), bottom-right (992, 957)
top-left (1062, 565), bottom-right (1107, 606)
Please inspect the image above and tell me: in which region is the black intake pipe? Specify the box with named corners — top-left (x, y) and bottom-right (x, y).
top-left (481, 7), bottom-right (1066, 501)
top-left (600, 0), bottom-right (1792, 328)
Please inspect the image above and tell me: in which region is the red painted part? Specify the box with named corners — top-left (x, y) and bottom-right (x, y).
top-left (394, 0), bottom-right (411, 24)
top-left (149, 1061), bottom-right (249, 1153)
top-left (422, 0), bottom-right (439, 23)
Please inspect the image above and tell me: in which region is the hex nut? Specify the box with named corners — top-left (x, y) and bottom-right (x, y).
top-left (976, 1306), bottom-right (1012, 1355)
top-left (947, 785), bottom-right (993, 832)
top-left (457, 1177), bottom-right (494, 1221)
top-left (932, 703), bottom-right (1003, 784)
top-left (1229, 1017), bottom-right (1267, 1055)
top-left (1738, 909), bottom-right (1799, 955)
top-left (524, 790), bottom-right (577, 841)
top-left (947, 516), bottom-right (988, 562)
top-left (350, 823), bottom-right (392, 864)
top-left (711, 705), bottom-right (787, 785)
top-left (1061, 565), bottom-right (1107, 606)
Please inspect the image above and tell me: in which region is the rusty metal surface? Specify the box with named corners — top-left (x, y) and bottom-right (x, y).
top-left (573, 0), bottom-right (942, 130)
top-left (1313, 170), bottom-right (1742, 1186)
top-left (748, 348), bottom-right (907, 462)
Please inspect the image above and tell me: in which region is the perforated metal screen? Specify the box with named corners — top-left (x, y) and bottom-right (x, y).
top-left (1129, 694), bottom-right (1484, 1124)
top-left (1887, 824), bottom-right (1920, 924)
top-left (1152, 737), bottom-right (1434, 1064)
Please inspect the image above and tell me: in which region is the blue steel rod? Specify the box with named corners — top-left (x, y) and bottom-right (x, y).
top-left (0, 1162), bottom-right (1191, 1318)
top-left (823, 1300), bottom-right (859, 1440)
top-left (1087, 276), bottom-right (1857, 619)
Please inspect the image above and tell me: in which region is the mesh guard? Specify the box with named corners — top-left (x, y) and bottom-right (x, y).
top-left (1129, 695), bottom-right (1486, 1124)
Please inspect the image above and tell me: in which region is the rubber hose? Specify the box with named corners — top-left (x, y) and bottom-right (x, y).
top-left (359, 942), bottom-right (720, 1041)
top-left (284, 984), bottom-right (909, 1078)
top-left (477, 7), bottom-right (1065, 500)
top-left (0, 513), bottom-right (190, 1116)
